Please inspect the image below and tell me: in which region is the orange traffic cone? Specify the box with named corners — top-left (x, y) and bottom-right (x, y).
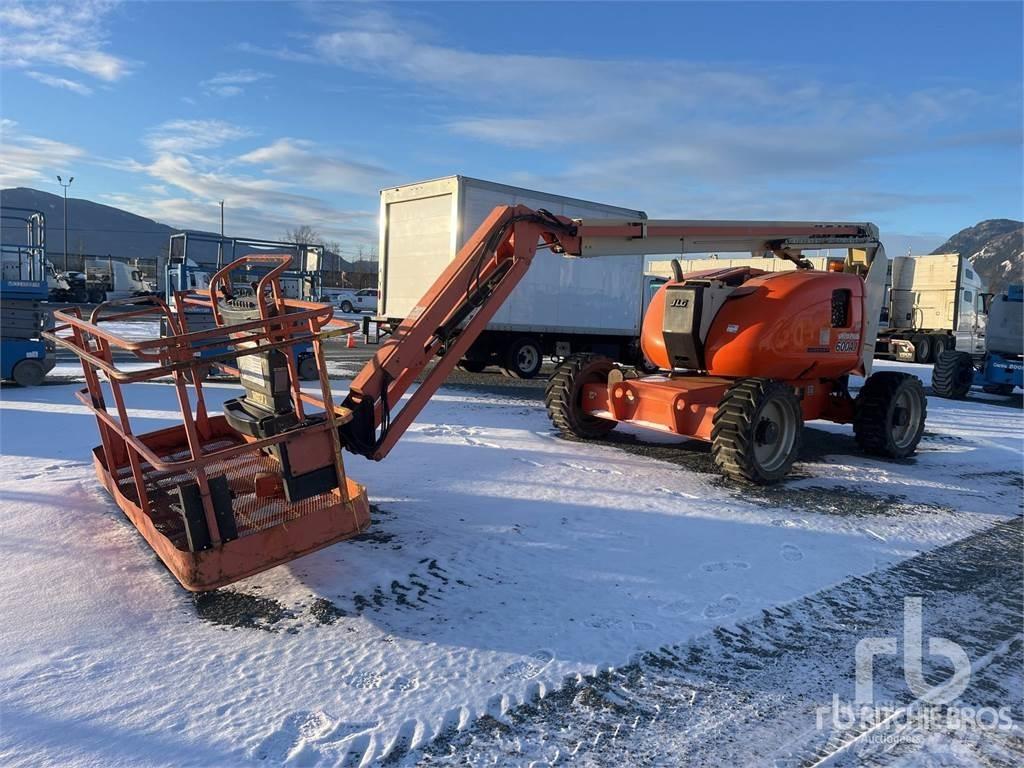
top-left (346, 333), bottom-right (357, 349)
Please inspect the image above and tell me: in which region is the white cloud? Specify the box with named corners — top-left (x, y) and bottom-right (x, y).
top-left (306, 8), bottom-right (1018, 231)
top-left (200, 68), bottom-right (272, 97)
top-left (237, 138), bottom-right (392, 193)
top-left (0, 120), bottom-right (85, 187)
top-left (26, 70), bottom-right (93, 95)
top-left (144, 119), bottom-right (254, 154)
top-left (1, 1), bottom-right (131, 85)
top-left (101, 120), bottom-right (385, 244)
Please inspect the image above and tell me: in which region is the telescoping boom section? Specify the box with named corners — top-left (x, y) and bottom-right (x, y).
top-left (338, 205), bottom-right (885, 461)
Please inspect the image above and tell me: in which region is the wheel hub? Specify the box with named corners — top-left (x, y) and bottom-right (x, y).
top-left (892, 406), bottom-right (909, 427)
top-left (755, 418), bottom-right (779, 445)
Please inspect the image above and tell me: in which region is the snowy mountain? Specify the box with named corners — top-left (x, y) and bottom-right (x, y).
top-left (930, 218), bottom-right (1024, 295)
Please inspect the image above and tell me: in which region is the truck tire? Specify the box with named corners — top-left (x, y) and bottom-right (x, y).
top-left (912, 334), bottom-right (931, 364)
top-left (11, 359), bottom-right (46, 387)
top-left (298, 354), bottom-right (319, 381)
top-left (932, 350), bottom-right (974, 399)
top-left (546, 354), bottom-right (617, 439)
top-left (457, 359), bottom-right (488, 373)
top-left (502, 336), bottom-right (543, 379)
top-left (930, 334), bottom-right (952, 362)
top-left (711, 378), bottom-right (803, 485)
top-left (853, 372), bottom-right (926, 458)
top-left (339, 300), bottom-right (353, 313)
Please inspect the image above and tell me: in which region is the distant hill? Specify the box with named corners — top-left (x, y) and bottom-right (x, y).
top-left (931, 218), bottom-right (1023, 295)
top-left (1, 187), bottom-right (177, 262)
top-left (0, 187), bottom-right (374, 274)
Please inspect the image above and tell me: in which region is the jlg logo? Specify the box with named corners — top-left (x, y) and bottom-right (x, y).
top-left (670, 298), bottom-right (690, 308)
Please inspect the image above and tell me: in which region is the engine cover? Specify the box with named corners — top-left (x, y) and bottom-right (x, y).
top-left (660, 281), bottom-right (736, 370)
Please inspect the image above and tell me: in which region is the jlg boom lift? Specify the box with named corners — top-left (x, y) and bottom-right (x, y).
top-left (47, 205), bottom-right (926, 591)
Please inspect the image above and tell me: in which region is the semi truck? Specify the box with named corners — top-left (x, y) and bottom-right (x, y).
top-left (875, 252), bottom-right (986, 363)
top-left (375, 176), bottom-right (660, 378)
top-left (66, 258), bottom-right (155, 303)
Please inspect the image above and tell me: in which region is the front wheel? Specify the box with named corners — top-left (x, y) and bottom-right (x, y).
top-left (711, 378), bottom-right (803, 484)
top-left (853, 372), bottom-right (926, 458)
top-left (546, 353), bottom-right (617, 439)
top-left (932, 350), bottom-right (974, 399)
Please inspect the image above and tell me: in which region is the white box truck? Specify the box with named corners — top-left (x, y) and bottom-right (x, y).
top-left (876, 253), bottom-right (987, 363)
top-left (377, 176), bottom-right (661, 377)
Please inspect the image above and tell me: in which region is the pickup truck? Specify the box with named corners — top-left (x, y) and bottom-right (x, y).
top-left (332, 288), bottom-right (378, 313)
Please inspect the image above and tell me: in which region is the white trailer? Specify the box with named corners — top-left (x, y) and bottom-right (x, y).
top-left (377, 176), bottom-right (659, 377)
top-left (876, 253), bottom-right (987, 363)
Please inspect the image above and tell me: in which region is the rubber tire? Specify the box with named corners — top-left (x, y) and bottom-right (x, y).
top-left (853, 372), bottom-right (927, 458)
top-left (545, 353), bottom-right (617, 439)
top-left (340, 301), bottom-right (353, 313)
top-left (297, 354), bottom-right (319, 381)
top-left (912, 334), bottom-right (931, 364)
top-left (457, 359), bottom-right (488, 373)
top-left (711, 378), bottom-right (803, 485)
top-left (982, 383), bottom-right (1015, 396)
top-left (932, 350), bottom-right (974, 399)
top-left (11, 359), bottom-right (46, 387)
top-left (930, 334), bottom-right (952, 362)
top-left (502, 336), bottom-right (544, 379)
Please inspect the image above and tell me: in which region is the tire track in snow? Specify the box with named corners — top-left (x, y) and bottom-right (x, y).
top-left (412, 516), bottom-right (1023, 767)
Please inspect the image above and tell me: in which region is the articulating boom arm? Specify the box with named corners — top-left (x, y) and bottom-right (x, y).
top-left (339, 205), bottom-right (578, 459)
top-left (339, 206), bottom-right (881, 461)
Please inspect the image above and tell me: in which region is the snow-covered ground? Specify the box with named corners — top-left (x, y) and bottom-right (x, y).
top-left (0, 361), bottom-right (1020, 766)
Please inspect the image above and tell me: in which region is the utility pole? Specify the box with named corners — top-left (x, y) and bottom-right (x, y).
top-left (56, 175), bottom-right (74, 271)
top-left (218, 200), bottom-right (225, 268)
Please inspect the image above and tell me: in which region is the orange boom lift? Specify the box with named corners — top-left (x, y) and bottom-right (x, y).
top-left (48, 205), bottom-right (925, 590)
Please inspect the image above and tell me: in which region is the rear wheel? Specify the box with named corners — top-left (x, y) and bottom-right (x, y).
top-left (339, 300), bottom-right (353, 313)
top-left (930, 334), bottom-right (952, 362)
top-left (912, 334), bottom-right (931, 364)
top-left (853, 372), bottom-right (926, 458)
top-left (457, 359), bottom-right (488, 373)
top-left (932, 350), bottom-right (974, 399)
top-left (11, 359), bottom-right (46, 387)
top-left (546, 353), bottom-right (617, 439)
top-left (502, 336), bottom-right (543, 379)
top-left (711, 378), bottom-right (803, 485)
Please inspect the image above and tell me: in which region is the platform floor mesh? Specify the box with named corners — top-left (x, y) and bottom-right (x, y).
top-left (113, 435), bottom-right (348, 549)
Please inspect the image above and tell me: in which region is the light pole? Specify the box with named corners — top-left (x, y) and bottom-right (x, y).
top-left (57, 175), bottom-right (74, 271)
top-left (218, 200), bottom-right (225, 268)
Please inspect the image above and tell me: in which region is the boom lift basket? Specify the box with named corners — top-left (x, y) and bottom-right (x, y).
top-left (45, 255), bottom-right (370, 591)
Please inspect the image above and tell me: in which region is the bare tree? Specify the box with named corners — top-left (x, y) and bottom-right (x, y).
top-left (282, 225), bottom-right (321, 245)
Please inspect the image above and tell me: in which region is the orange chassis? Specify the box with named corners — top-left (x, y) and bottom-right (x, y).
top-left (584, 374), bottom-right (854, 441)
top-left (46, 260), bottom-right (369, 591)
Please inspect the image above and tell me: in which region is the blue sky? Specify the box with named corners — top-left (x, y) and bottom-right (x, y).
top-left (1, 1), bottom-right (1021, 258)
